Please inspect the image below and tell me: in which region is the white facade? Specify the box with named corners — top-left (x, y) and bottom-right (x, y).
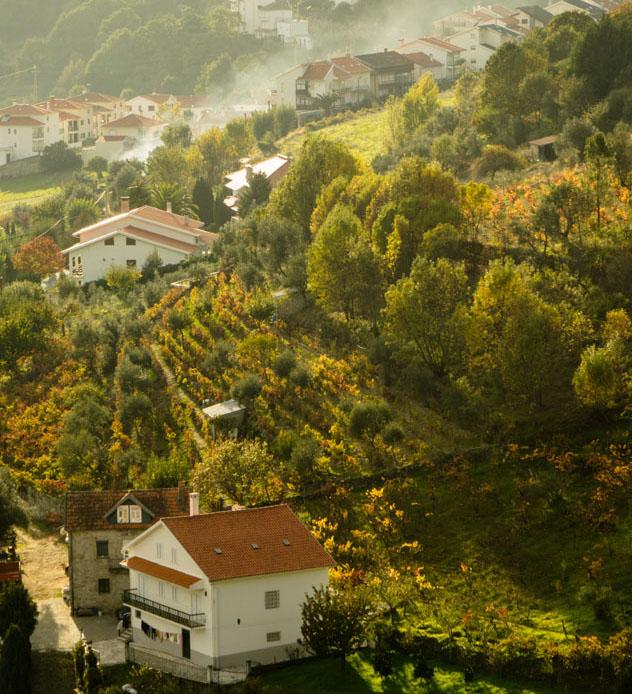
top-left (447, 24), bottom-right (521, 71)
top-left (121, 505), bottom-right (332, 677)
top-left (0, 105), bottom-right (61, 166)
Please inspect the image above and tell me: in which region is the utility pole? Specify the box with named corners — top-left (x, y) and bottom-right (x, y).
top-left (33, 65), bottom-right (38, 103)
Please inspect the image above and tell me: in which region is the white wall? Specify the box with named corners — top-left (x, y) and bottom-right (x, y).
top-left (0, 125), bottom-right (37, 162)
top-left (211, 567), bottom-right (329, 660)
top-left (69, 234), bottom-right (189, 283)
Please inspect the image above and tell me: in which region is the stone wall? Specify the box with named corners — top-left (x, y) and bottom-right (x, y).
top-left (69, 528), bottom-right (143, 614)
top-left (0, 156), bottom-right (41, 180)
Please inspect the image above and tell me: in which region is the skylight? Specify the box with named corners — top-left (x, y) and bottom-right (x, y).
top-left (214, 547), bottom-right (222, 555)
top-left (282, 538), bottom-right (291, 546)
top-left (251, 543), bottom-right (260, 550)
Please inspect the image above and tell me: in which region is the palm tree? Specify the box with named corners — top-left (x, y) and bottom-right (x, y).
top-left (148, 182), bottom-right (199, 218)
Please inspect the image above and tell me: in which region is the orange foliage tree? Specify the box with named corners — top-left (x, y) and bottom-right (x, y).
top-left (12, 237), bottom-right (65, 278)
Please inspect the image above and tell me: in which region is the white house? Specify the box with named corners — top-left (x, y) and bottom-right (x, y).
top-left (512, 5), bottom-right (554, 30)
top-left (0, 104), bottom-right (61, 165)
top-left (546, 0), bottom-right (605, 18)
top-left (121, 502), bottom-right (334, 681)
top-left (223, 154), bottom-right (291, 213)
top-left (398, 37), bottom-right (466, 81)
top-left (63, 202), bottom-right (218, 284)
top-left (447, 22), bottom-right (523, 71)
top-left (100, 113), bottom-right (164, 142)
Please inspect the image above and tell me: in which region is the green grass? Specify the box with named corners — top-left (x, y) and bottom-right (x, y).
top-left (278, 91), bottom-right (456, 164)
top-left (260, 653), bottom-right (558, 693)
top-left (0, 170), bottom-right (70, 214)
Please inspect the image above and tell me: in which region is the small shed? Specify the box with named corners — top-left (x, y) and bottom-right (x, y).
top-left (202, 399), bottom-right (246, 439)
top-left (529, 135), bottom-right (558, 162)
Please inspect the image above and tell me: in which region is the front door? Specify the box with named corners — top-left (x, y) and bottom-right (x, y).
top-left (182, 629), bottom-right (190, 659)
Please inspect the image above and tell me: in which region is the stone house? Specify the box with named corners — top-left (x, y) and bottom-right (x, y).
top-left (64, 487), bottom-right (190, 615)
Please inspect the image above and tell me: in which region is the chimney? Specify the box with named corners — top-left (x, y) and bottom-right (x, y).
top-left (166, 201), bottom-right (172, 214)
top-left (177, 480), bottom-right (187, 510)
top-left (120, 196), bottom-right (130, 213)
top-left (183, 216), bottom-right (189, 226)
top-left (189, 492), bottom-right (199, 516)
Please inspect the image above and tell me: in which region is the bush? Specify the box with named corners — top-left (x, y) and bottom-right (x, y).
top-left (349, 401), bottom-right (392, 438)
top-left (289, 366), bottom-right (310, 388)
top-left (40, 141), bottom-right (82, 172)
top-left (382, 422), bottom-right (405, 445)
top-left (232, 374), bottom-right (262, 402)
top-left (471, 145), bottom-right (524, 179)
top-left (273, 350), bottom-right (297, 379)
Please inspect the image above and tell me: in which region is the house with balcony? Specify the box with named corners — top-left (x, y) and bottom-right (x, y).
top-left (0, 104), bottom-right (61, 166)
top-left (447, 22), bottom-right (523, 71)
top-left (63, 201), bottom-right (218, 284)
top-left (398, 37), bottom-right (466, 81)
top-left (36, 98), bottom-right (96, 146)
top-left (121, 501), bottom-right (334, 682)
top-left (64, 487), bottom-right (190, 615)
top-left (355, 50), bottom-right (415, 101)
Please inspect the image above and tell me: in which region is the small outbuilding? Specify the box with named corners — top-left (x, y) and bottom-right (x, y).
top-left (202, 399), bottom-right (246, 438)
top-left (529, 135), bottom-right (558, 162)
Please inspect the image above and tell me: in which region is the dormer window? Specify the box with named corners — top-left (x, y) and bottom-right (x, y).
top-left (129, 505), bottom-right (142, 523)
top-left (117, 505), bottom-right (130, 523)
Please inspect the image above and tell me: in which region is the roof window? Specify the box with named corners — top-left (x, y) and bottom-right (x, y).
top-left (214, 547), bottom-right (222, 555)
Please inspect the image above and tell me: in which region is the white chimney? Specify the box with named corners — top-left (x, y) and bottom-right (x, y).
top-left (166, 201), bottom-right (172, 214)
top-left (189, 492), bottom-right (199, 516)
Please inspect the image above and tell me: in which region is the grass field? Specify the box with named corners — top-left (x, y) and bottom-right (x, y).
top-left (260, 653), bottom-right (558, 693)
top-left (278, 91), bottom-right (456, 164)
top-left (0, 170), bottom-right (69, 215)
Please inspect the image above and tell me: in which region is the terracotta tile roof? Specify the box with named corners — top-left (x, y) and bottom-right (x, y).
top-left (0, 116), bottom-right (44, 127)
top-left (99, 135), bottom-right (127, 142)
top-left (102, 114), bottom-right (163, 129)
top-left (404, 51), bottom-right (443, 68)
top-left (125, 556), bottom-right (201, 587)
top-left (330, 56), bottom-right (371, 75)
top-left (302, 60), bottom-right (332, 81)
top-left (121, 225), bottom-right (203, 253)
top-left (0, 104), bottom-right (49, 117)
top-left (74, 91), bottom-right (120, 104)
top-left (418, 36), bottom-right (465, 53)
top-left (162, 505), bottom-right (334, 582)
top-left (0, 561), bottom-right (21, 582)
top-left (132, 205), bottom-right (205, 231)
top-left (65, 488), bottom-right (189, 532)
top-left (139, 93), bottom-right (172, 105)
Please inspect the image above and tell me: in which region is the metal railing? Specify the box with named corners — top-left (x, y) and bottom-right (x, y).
top-left (123, 589), bottom-right (206, 628)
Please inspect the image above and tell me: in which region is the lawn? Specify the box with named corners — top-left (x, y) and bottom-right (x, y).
top-left (0, 170), bottom-right (70, 214)
top-left (259, 653), bottom-right (558, 693)
top-left (277, 91), bottom-right (456, 164)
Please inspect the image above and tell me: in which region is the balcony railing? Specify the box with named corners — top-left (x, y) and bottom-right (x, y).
top-left (124, 589), bottom-right (206, 629)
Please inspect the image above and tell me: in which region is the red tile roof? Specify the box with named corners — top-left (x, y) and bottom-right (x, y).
top-left (102, 114), bottom-right (162, 129)
top-left (419, 36), bottom-right (465, 53)
top-left (65, 488), bottom-right (190, 532)
top-left (125, 557), bottom-right (201, 587)
top-left (132, 205), bottom-right (205, 231)
top-left (74, 91), bottom-right (120, 104)
top-left (121, 225), bottom-right (201, 253)
top-left (302, 60), bottom-right (332, 81)
top-left (0, 561), bottom-right (21, 582)
top-left (330, 56), bottom-right (370, 75)
top-left (0, 104), bottom-right (49, 117)
top-left (162, 505), bottom-right (334, 582)
top-left (404, 51), bottom-right (443, 68)
top-left (0, 116), bottom-right (44, 127)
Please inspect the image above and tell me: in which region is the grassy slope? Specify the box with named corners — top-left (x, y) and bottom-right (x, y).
top-left (260, 653), bottom-right (558, 693)
top-left (0, 170), bottom-right (70, 215)
top-left (278, 92), bottom-right (456, 163)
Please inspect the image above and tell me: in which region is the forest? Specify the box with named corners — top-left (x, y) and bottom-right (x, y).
top-left (2, 6), bottom-right (632, 693)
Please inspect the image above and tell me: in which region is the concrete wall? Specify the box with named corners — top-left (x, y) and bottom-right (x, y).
top-left (70, 528), bottom-right (143, 614)
top-left (0, 155), bottom-right (41, 179)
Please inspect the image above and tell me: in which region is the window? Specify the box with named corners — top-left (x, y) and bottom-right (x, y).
top-left (129, 505), bottom-right (142, 523)
top-left (135, 609), bottom-right (141, 618)
top-left (266, 631), bottom-right (281, 642)
top-left (96, 541), bottom-right (109, 558)
top-left (126, 259), bottom-right (137, 268)
top-left (171, 548), bottom-right (177, 564)
top-left (156, 543), bottom-right (162, 559)
top-left (264, 590), bottom-right (280, 609)
top-left (172, 585), bottom-right (178, 601)
top-left (117, 505), bottom-right (130, 523)
top-left (126, 237), bottom-right (136, 246)
top-left (158, 581), bottom-right (165, 598)
top-left (98, 578), bottom-right (110, 594)
top-left (104, 237), bottom-right (114, 246)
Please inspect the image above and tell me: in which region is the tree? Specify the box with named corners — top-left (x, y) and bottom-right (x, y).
top-left (0, 468), bottom-right (28, 544)
top-left (0, 624), bottom-right (30, 694)
top-left (301, 586), bottom-right (371, 670)
top-left (192, 179), bottom-right (214, 226)
top-left (269, 137), bottom-right (358, 233)
top-left (40, 141), bottom-right (82, 172)
top-left (0, 583), bottom-right (38, 639)
top-left (401, 74), bottom-right (440, 133)
top-left (83, 646), bottom-right (102, 694)
top-left (65, 197), bottom-right (100, 232)
top-left (307, 204), bottom-right (382, 320)
top-left (194, 128), bottom-right (235, 185)
top-left (72, 641), bottom-right (85, 692)
top-left (238, 172), bottom-right (272, 217)
top-left (149, 182), bottom-right (198, 218)
top-left (0, 282), bottom-right (57, 373)
top-left (349, 401), bottom-right (392, 439)
top-left (161, 123), bottom-right (192, 149)
top-left (11, 237), bottom-right (65, 278)
top-left (192, 439), bottom-right (279, 506)
top-left (85, 156), bottom-right (108, 175)
top-left (383, 257), bottom-right (468, 378)
top-left (146, 145), bottom-right (191, 189)
top-left (472, 145), bottom-right (524, 180)
top-left (104, 266), bottom-right (141, 297)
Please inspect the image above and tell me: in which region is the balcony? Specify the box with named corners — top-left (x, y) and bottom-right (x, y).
top-left (123, 589), bottom-right (206, 629)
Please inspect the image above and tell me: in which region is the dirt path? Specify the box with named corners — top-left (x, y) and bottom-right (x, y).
top-left (149, 342), bottom-right (208, 452)
top-left (17, 526), bottom-right (67, 601)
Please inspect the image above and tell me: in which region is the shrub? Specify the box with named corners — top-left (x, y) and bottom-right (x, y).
top-left (289, 366), bottom-right (310, 388)
top-left (40, 141), bottom-right (82, 172)
top-left (273, 350), bottom-right (297, 379)
top-left (382, 422), bottom-right (405, 445)
top-left (349, 401), bottom-right (392, 438)
top-left (232, 374), bottom-right (262, 402)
